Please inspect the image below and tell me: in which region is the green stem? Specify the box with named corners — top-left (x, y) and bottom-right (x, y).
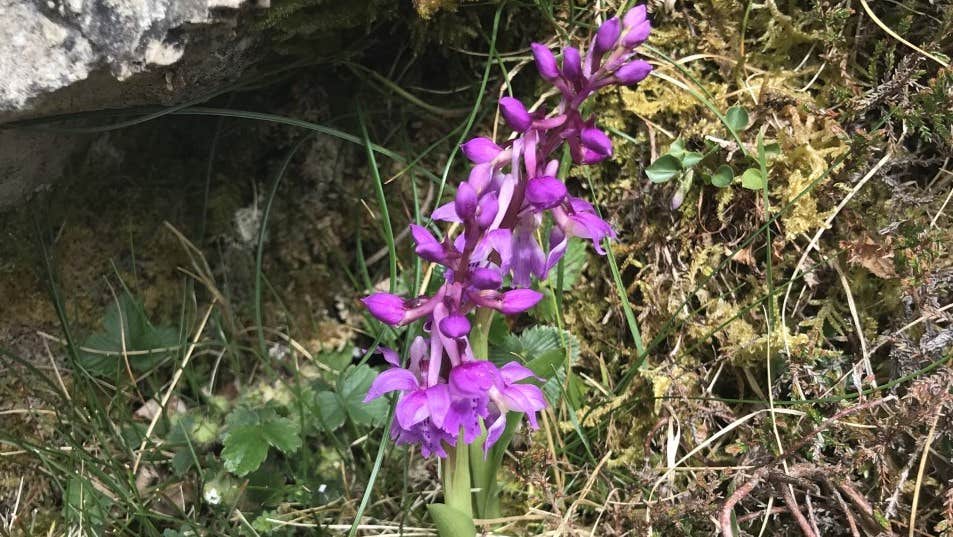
top-left (444, 435), bottom-right (473, 518)
top-left (467, 308), bottom-right (501, 518)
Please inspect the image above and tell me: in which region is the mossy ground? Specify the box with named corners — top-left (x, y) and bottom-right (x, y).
top-left (1, 0), bottom-right (952, 535)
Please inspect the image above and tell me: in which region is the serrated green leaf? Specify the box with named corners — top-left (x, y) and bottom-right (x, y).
top-left (337, 365), bottom-right (388, 426)
top-left (222, 407), bottom-right (301, 476)
top-left (427, 503), bottom-right (476, 537)
top-left (710, 165), bottom-right (734, 188)
top-left (645, 155), bottom-right (682, 183)
top-left (680, 151), bottom-right (704, 169)
top-left (741, 168), bottom-right (765, 190)
top-left (313, 390), bottom-right (346, 431)
top-left (260, 417), bottom-right (301, 454)
top-left (76, 293), bottom-right (178, 378)
top-left (725, 106), bottom-right (749, 132)
top-left (222, 426), bottom-right (269, 476)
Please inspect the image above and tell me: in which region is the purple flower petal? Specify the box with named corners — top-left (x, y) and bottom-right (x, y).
top-left (362, 293), bottom-right (406, 325)
top-left (511, 225), bottom-right (546, 288)
top-left (473, 228), bottom-right (513, 267)
top-left (525, 176), bottom-right (568, 210)
top-left (395, 390), bottom-right (430, 429)
top-left (410, 224), bottom-right (446, 264)
top-left (431, 201), bottom-right (461, 222)
top-left (470, 267), bottom-right (502, 290)
top-left (483, 413), bottom-right (507, 456)
top-left (449, 361), bottom-right (499, 396)
top-left (594, 17), bottom-right (621, 55)
top-left (443, 397), bottom-right (484, 443)
top-left (454, 182), bottom-right (478, 220)
top-left (615, 60), bottom-right (652, 85)
top-left (468, 163), bottom-right (494, 193)
top-left (499, 97), bottom-right (532, 132)
top-left (500, 361), bottom-right (538, 384)
top-left (379, 347), bottom-right (401, 367)
top-left (364, 368), bottom-right (418, 401)
top-left (461, 137), bottom-right (502, 164)
top-left (499, 289), bottom-right (544, 315)
top-left (531, 43), bottom-right (560, 81)
top-left (409, 336), bottom-right (428, 372)
top-left (544, 226), bottom-right (569, 275)
top-left (426, 384), bottom-right (451, 428)
top-left (501, 384), bottom-right (547, 428)
top-left (439, 314), bottom-right (471, 338)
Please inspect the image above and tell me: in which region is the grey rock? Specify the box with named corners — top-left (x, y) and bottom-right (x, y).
top-left (0, 0), bottom-right (264, 210)
top-left (0, 0), bottom-right (252, 112)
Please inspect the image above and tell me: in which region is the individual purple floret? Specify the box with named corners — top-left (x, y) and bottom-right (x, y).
top-left (362, 6), bottom-right (653, 457)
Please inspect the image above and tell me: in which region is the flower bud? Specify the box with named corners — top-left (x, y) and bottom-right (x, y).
top-left (454, 182), bottom-right (478, 220)
top-left (499, 289), bottom-right (544, 315)
top-left (439, 314), bottom-right (471, 338)
top-left (594, 17), bottom-right (621, 56)
top-left (362, 293), bottom-right (406, 325)
top-left (561, 46), bottom-right (582, 83)
top-left (460, 137), bottom-right (502, 164)
top-left (622, 6), bottom-right (650, 48)
top-left (526, 176), bottom-right (568, 209)
top-left (615, 60), bottom-right (652, 85)
top-left (475, 192), bottom-right (498, 228)
top-left (410, 224), bottom-right (446, 264)
top-left (623, 5), bottom-right (646, 28)
top-left (581, 128), bottom-right (613, 160)
top-left (531, 43), bottom-right (560, 81)
top-left (499, 97), bottom-right (532, 132)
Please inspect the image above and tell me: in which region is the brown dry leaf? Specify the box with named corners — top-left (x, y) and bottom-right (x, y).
top-left (729, 246), bottom-right (757, 267)
top-left (841, 235), bottom-right (897, 278)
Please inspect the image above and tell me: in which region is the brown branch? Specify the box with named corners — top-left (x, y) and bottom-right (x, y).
top-left (779, 484), bottom-right (819, 537)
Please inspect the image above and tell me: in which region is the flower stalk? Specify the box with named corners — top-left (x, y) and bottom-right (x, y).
top-left (361, 6), bottom-right (653, 532)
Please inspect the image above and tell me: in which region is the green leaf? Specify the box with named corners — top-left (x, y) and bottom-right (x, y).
top-left (64, 476), bottom-right (112, 529)
top-left (222, 427), bottom-right (269, 476)
top-left (680, 151), bottom-right (704, 169)
top-left (667, 138), bottom-right (686, 159)
top-left (77, 293), bottom-right (178, 378)
top-left (316, 349), bottom-right (351, 372)
top-left (763, 142), bottom-right (781, 159)
top-left (221, 407), bottom-right (302, 476)
top-left (741, 168), bottom-right (765, 190)
top-left (645, 155), bottom-right (682, 183)
top-left (710, 165), bottom-right (734, 188)
top-left (725, 106), bottom-right (749, 132)
top-left (260, 417), bottom-right (302, 454)
top-left (313, 390), bottom-right (346, 431)
top-left (428, 503), bottom-right (476, 537)
top-left (490, 326), bottom-right (581, 406)
top-left (545, 238), bottom-right (587, 291)
top-left (337, 365), bottom-right (388, 426)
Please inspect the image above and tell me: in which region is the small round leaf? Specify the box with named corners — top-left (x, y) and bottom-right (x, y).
top-left (741, 168), bottom-right (765, 190)
top-left (725, 106), bottom-right (749, 132)
top-left (710, 165), bottom-right (734, 188)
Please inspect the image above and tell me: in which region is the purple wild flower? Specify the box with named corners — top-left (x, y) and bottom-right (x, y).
top-left (360, 5), bottom-right (652, 458)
